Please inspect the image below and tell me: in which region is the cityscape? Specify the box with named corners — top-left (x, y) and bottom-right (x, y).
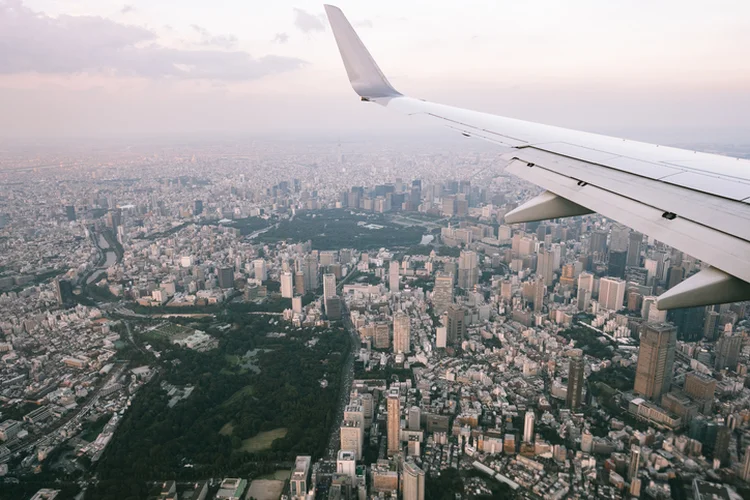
top-left (1, 136), bottom-right (749, 500)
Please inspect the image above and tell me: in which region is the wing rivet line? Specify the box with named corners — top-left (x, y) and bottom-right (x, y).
top-left (662, 212), bottom-right (677, 220)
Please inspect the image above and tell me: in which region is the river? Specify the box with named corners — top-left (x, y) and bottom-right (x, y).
top-left (87, 234), bottom-right (117, 284)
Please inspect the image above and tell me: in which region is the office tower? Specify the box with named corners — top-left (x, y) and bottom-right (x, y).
top-left (281, 272), bottom-right (294, 298)
top-left (290, 456), bottom-right (311, 499)
top-left (536, 247), bottom-right (555, 286)
top-left (715, 331), bottom-right (742, 371)
top-left (218, 267), bottom-right (234, 289)
top-left (253, 259), bottom-right (267, 281)
top-left (742, 446), bottom-right (750, 482)
top-left (630, 479), bottom-right (642, 498)
top-left (340, 420), bottom-right (363, 460)
top-left (533, 277), bottom-right (545, 312)
top-left (581, 429), bottom-right (593, 453)
top-left (387, 388), bottom-right (401, 455)
top-left (436, 326), bottom-right (447, 348)
top-left (567, 355), bottom-right (584, 409)
top-left (393, 312), bottom-right (411, 354)
top-left (323, 273), bottom-right (337, 299)
top-left (627, 231), bottom-right (643, 267)
top-left (292, 296), bottom-right (303, 314)
top-left (194, 200), bottom-right (203, 215)
top-left (402, 461), bottom-right (425, 500)
top-left (442, 195), bottom-right (456, 216)
top-left (432, 272), bottom-right (454, 314)
top-left (610, 224), bottom-right (629, 251)
top-left (684, 372), bottom-right (716, 414)
top-left (54, 279), bottom-right (75, 307)
top-left (500, 280), bottom-right (513, 300)
top-left (589, 230), bottom-right (608, 260)
top-left (65, 205), bottom-right (76, 222)
top-left (408, 406), bottom-right (421, 430)
top-left (628, 445), bottom-right (641, 481)
top-left (458, 250), bottom-right (479, 289)
top-left (634, 323), bottom-right (677, 401)
top-left (627, 291), bottom-right (643, 312)
top-left (294, 271), bottom-right (305, 295)
top-left (715, 426), bottom-right (731, 466)
top-left (389, 260), bottom-right (400, 292)
top-left (666, 266), bottom-right (685, 290)
top-left (599, 277), bottom-right (626, 311)
top-left (320, 251), bottom-right (338, 267)
top-left (607, 250), bottom-right (628, 279)
top-left (337, 450), bottom-right (356, 480)
top-left (374, 322), bottom-right (390, 349)
top-left (704, 310), bottom-right (720, 341)
top-left (325, 296), bottom-right (342, 319)
top-left (577, 272), bottom-right (594, 311)
top-left (523, 411), bottom-right (535, 443)
top-left (444, 305), bottom-right (465, 345)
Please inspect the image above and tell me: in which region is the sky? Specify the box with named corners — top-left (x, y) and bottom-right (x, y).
top-left (1, 0), bottom-right (749, 142)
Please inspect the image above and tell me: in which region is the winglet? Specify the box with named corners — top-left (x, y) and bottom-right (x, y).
top-left (324, 5), bottom-right (401, 99)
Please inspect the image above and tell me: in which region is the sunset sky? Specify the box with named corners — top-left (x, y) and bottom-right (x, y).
top-left (1, 0), bottom-right (749, 142)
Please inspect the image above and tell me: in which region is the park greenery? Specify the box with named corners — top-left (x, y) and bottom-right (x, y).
top-left (257, 210), bottom-right (425, 250)
top-left (557, 325), bottom-right (615, 360)
top-left (95, 315), bottom-right (350, 481)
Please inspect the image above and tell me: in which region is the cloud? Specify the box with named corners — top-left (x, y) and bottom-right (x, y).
top-left (0, 1), bottom-right (305, 80)
top-left (272, 32), bottom-right (289, 44)
top-left (353, 19), bottom-right (373, 29)
top-left (120, 4), bottom-right (135, 14)
top-left (293, 8), bottom-right (325, 33)
top-left (191, 24), bottom-right (238, 48)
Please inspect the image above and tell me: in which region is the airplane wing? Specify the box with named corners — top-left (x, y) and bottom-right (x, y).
top-left (323, 5), bottom-right (750, 310)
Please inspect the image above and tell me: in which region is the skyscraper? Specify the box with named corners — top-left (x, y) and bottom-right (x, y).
top-left (402, 460), bottom-right (425, 500)
top-left (607, 250), bottom-right (628, 279)
top-left (523, 411), bottom-right (535, 443)
top-left (54, 279), bottom-right (75, 307)
top-left (294, 271), bottom-right (305, 295)
top-left (281, 272), bottom-right (294, 299)
top-left (533, 277), bottom-right (545, 313)
top-left (387, 388), bottom-right (401, 456)
top-left (457, 250), bottom-right (479, 289)
top-left (715, 331), bottom-right (742, 371)
top-left (374, 322), bottom-right (390, 350)
top-left (340, 420), bottom-right (363, 460)
top-left (536, 247), bottom-right (555, 286)
top-left (193, 200), bottom-right (203, 215)
top-left (666, 265), bottom-right (685, 290)
top-left (684, 372), bottom-right (716, 414)
top-left (444, 305), bottom-right (465, 345)
top-left (432, 272), bottom-right (454, 314)
top-left (589, 230), bottom-right (608, 261)
top-left (253, 259), bottom-right (267, 282)
top-left (567, 355), bottom-right (584, 409)
top-left (389, 260), bottom-right (400, 292)
top-left (741, 446), bottom-right (750, 482)
top-left (64, 205), bottom-right (76, 222)
top-left (301, 254), bottom-right (319, 291)
top-left (323, 273), bottom-right (337, 299)
top-left (393, 312), bottom-right (411, 354)
top-left (598, 277), bottom-right (626, 311)
top-left (628, 445), bottom-right (641, 480)
top-left (634, 323), bottom-right (677, 401)
top-left (218, 267), bottom-right (234, 289)
top-left (627, 231), bottom-right (643, 267)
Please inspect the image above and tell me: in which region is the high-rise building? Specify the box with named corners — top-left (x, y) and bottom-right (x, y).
top-left (610, 224), bottom-right (630, 252)
top-left (389, 260), bottom-right (400, 292)
top-left (435, 326), bottom-right (447, 348)
top-left (387, 388), bottom-right (401, 456)
top-left (458, 250), bottom-right (479, 289)
top-left (627, 231), bottom-right (643, 267)
top-left (536, 247), bottom-right (555, 286)
top-left (715, 331), bottom-right (742, 371)
top-left (444, 305), bottom-right (465, 345)
top-left (634, 323), bottom-right (677, 401)
top-left (323, 273), bottom-right (337, 299)
top-left (340, 420), bottom-right (363, 460)
top-left (741, 446), bottom-right (750, 482)
top-left (408, 406), bottom-right (421, 430)
top-left (523, 411), bottom-right (535, 443)
top-left (598, 277), bottom-right (626, 311)
top-left (607, 250), bottom-right (628, 279)
top-left (54, 278), bottom-right (75, 307)
top-left (704, 310), bottom-right (720, 341)
top-left (442, 195), bottom-right (456, 216)
top-left (714, 426), bottom-right (731, 466)
top-left (666, 266), bottom-right (685, 290)
top-left (290, 456), bottom-right (311, 499)
top-left (325, 296), bottom-right (342, 320)
top-left (65, 205), bottom-right (76, 222)
top-left (533, 277), bottom-right (545, 313)
top-left (402, 460), bottom-right (425, 500)
top-left (589, 230), bottom-right (608, 260)
top-left (393, 312), bottom-right (411, 354)
top-left (684, 372), bottom-right (716, 414)
top-left (218, 267), bottom-right (234, 289)
top-left (301, 254), bottom-right (319, 291)
top-left (628, 445), bottom-right (641, 480)
top-left (193, 200), bottom-right (203, 215)
top-left (374, 322), bottom-right (390, 349)
top-left (432, 272), bottom-right (454, 314)
top-left (294, 271), bottom-right (305, 295)
top-left (253, 259), bottom-right (267, 282)
top-left (336, 450), bottom-right (356, 480)
top-left (281, 272), bottom-right (294, 298)
top-left (567, 355), bottom-right (584, 409)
